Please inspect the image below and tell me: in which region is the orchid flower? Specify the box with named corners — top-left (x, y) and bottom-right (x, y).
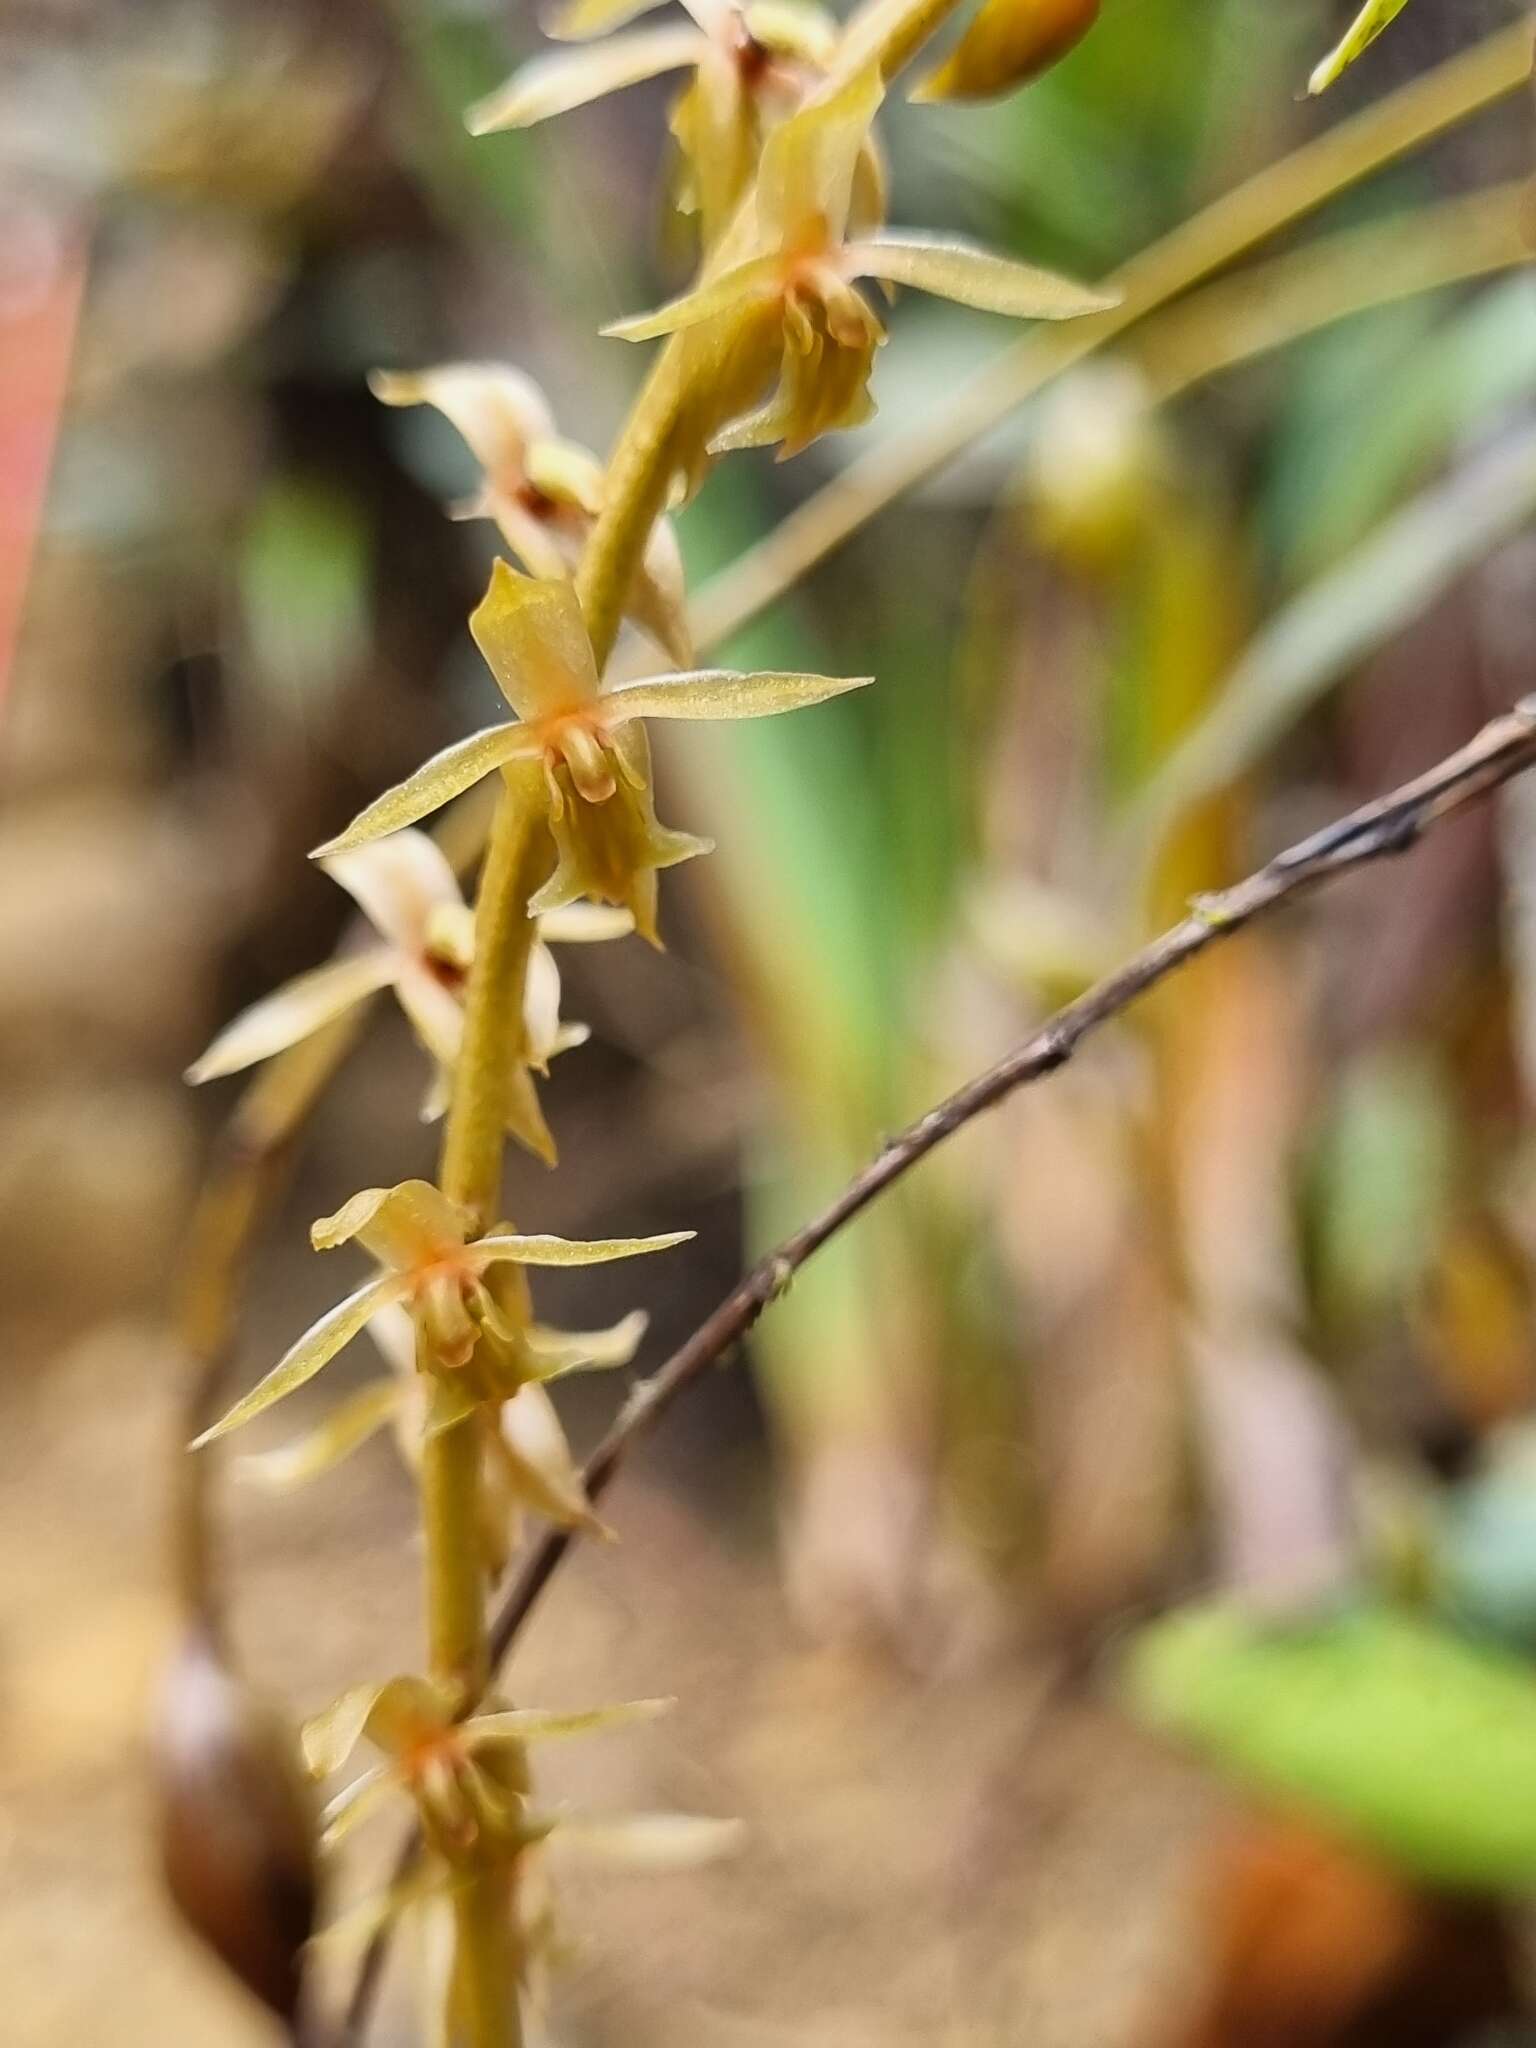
top-left (192, 1179), bottom-right (691, 1447)
top-left (370, 363), bottom-right (691, 664)
top-left (185, 828), bottom-right (624, 1164)
top-left (470, 0), bottom-right (842, 249)
top-left (238, 1294), bottom-right (648, 1543)
top-left (606, 65), bottom-right (1117, 459)
top-left (304, 1672), bottom-right (672, 1858)
top-left (312, 560), bottom-right (872, 943)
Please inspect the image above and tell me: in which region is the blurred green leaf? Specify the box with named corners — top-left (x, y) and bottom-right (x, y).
top-left (1128, 421), bottom-right (1536, 850)
top-left (1128, 1600), bottom-right (1536, 1891)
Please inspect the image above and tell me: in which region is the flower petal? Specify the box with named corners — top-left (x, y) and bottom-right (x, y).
top-left (303, 1674), bottom-right (449, 1777)
top-left (602, 254), bottom-right (785, 343)
top-left (910, 0), bottom-right (1099, 102)
top-left (312, 1179), bottom-right (473, 1266)
top-left (602, 667), bottom-right (873, 724)
top-left (467, 25), bottom-right (703, 134)
top-left (495, 1382), bottom-right (608, 1533)
top-left (368, 364), bottom-right (555, 493)
top-left (185, 951), bottom-right (396, 1084)
top-left (744, 0), bottom-right (837, 63)
top-left (469, 558), bottom-right (599, 721)
top-left (1307, 0), bottom-right (1412, 95)
top-left (191, 1273), bottom-right (411, 1448)
top-left (320, 1762), bottom-right (405, 1846)
top-left (538, 902), bottom-right (636, 943)
top-left (550, 1812), bottom-right (747, 1868)
top-left (526, 1309), bottom-right (649, 1380)
top-left (236, 1379), bottom-right (402, 1492)
top-left (395, 962), bottom-right (466, 1071)
top-left (310, 724), bottom-right (534, 860)
top-left (461, 1698), bottom-right (673, 1748)
top-left (756, 63), bottom-right (883, 251)
top-left (545, 0), bottom-right (673, 36)
top-left (320, 830), bottom-right (465, 953)
top-left (845, 234), bottom-right (1118, 319)
top-left (467, 1228), bottom-right (694, 1269)
top-left (309, 1863), bottom-right (450, 1960)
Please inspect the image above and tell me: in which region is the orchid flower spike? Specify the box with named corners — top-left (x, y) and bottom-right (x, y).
top-left (191, 1178), bottom-right (691, 1447)
top-left (606, 65), bottom-right (1118, 460)
top-left (370, 363), bottom-right (691, 664)
top-left (312, 561), bottom-right (872, 944)
top-left (185, 828), bottom-right (621, 1163)
top-left (470, 0), bottom-right (841, 249)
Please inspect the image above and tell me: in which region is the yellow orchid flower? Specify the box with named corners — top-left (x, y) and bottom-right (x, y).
top-left (311, 561), bottom-right (872, 942)
top-left (911, 0), bottom-right (1099, 103)
top-left (192, 1178), bottom-right (691, 1446)
top-left (185, 827), bottom-right (619, 1164)
top-left (471, 0), bottom-right (839, 249)
top-left (239, 1284), bottom-right (649, 1558)
top-left (304, 1672), bottom-right (671, 1858)
top-left (370, 363), bottom-right (691, 663)
top-left (606, 66), bottom-right (1117, 459)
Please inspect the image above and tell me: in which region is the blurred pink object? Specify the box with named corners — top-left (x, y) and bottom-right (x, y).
top-left (0, 198), bottom-right (84, 717)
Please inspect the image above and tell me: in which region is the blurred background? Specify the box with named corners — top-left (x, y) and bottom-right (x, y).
top-left (4, 0), bottom-right (1536, 2042)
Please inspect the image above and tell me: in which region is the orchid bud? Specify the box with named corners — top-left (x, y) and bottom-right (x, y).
top-left (155, 1626), bottom-right (318, 2029)
top-left (913, 0), bottom-right (1099, 104)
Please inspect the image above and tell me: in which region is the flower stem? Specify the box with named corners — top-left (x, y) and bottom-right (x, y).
top-left (453, 1870), bottom-right (523, 2048)
top-left (575, 355), bottom-right (685, 674)
top-left (439, 762), bottom-right (552, 1226)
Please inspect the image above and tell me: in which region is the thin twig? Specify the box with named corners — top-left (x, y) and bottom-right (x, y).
top-left (344, 694), bottom-right (1536, 2040)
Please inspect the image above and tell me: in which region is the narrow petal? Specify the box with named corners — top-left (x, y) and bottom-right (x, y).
top-left (1308, 0), bottom-right (1411, 94)
top-left (469, 557), bottom-right (599, 720)
top-left (312, 1180), bottom-right (471, 1266)
top-left (394, 962), bottom-right (466, 1071)
top-left (236, 1379), bottom-right (402, 1492)
top-left (467, 1228), bottom-right (694, 1269)
top-left (303, 1674), bottom-right (449, 1777)
top-left (523, 942), bottom-right (565, 1069)
top-left (467, 26), bottom-right (703, 134)
top-left (756, 63), bottom-right (883, 250)
top-left (368, 364), bottom-right (555, 492)
top-left (633, 511), bottom-right (695, 666)
top-left (320, 1763), bottom-right (406, 1846)
top-left (495, 1383), bottom-right (607, 1532)
top-left (545, 0), bottom-right (672, 37)
top-left (550, 1812), bottom-right (747, 1868)
top-left (525, 1308), bottom-right (649, 1379)
top-left (538, 902), bottom-right (636, 943)
top-left (505, 1061), bottom-right (560, 1168)
top-left (602, 254), bottom-right (784, 343)
top-left (845, 234), bottom-right (1118, 319)
top-left (191, 1274), bottom-right (410, 1448)
top-left (320, 830), bottom-right (464, 952)
top-left (310, 725), bottom-right (534, 860)
top-left (461, 1699), bottom-right (673, 1749)
top-left (309, 1864), bottom-right (449, 1960)
top-left (600, 667), bottom-right (872, 723)
top-left (185, 951), bottom-right (395, 1084)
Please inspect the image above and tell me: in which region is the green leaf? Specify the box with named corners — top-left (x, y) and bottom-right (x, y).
top-left (1127, 423), bottom-right (1536, 853)
top-left (1127, 1601), bottom-right (1536, 1891)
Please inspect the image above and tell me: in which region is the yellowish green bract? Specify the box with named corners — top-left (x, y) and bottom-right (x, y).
top-left (1126, 1600), bottom-right (1536, 1891)
top-left (1308, 0), bottom-right (1414, 96)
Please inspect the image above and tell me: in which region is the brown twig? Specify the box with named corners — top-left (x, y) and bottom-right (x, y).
top-left (342, 693), bottom-right (1536, 2039)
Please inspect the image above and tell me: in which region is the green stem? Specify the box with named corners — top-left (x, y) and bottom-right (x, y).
top-left (575, 355), bottom-right (686, 673)
top-left (439, 765), bottom-right (551, 1225)
top-left (453, 1871), bottom-right (523, 2048)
